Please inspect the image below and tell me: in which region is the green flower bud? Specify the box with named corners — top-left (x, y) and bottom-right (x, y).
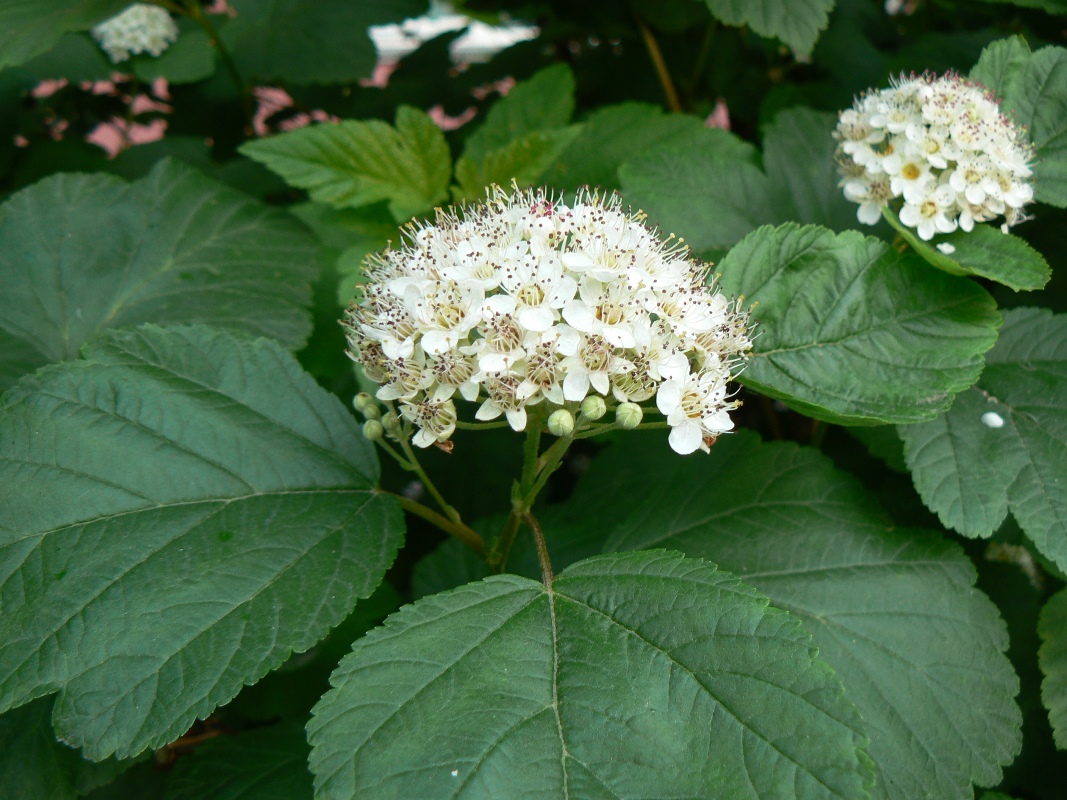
top-left (547, 408), bottom-right (575, 437)
top-left (362, 419), bottom-right (384, 441)
top-left (353, 392), bottom-right (378, 418)
top-left (579, 395), bottom-right (607, 421)
top-left (381, 411), bottom-right (402, 436)
top-left (616, 402), bottom-right (643, 430)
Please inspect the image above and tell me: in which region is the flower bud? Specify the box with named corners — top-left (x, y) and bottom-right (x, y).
top-left (547, 409), bottom-right (575, 437)
top-left (616, 402), bottom-right (643, 430)
top-left (579, 395), bottom-right (607, 421)
top-left (362, 419), bottom-right (384, 441)
top-left (352, 392), bottom-right (378, 416)
top-left (381, 411), bottom-right (402, 436)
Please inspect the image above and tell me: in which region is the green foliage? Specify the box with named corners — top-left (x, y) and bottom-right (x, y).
top-left (0, 159), bottom-right (318, 392)
top-left (454, 64), bottom-right (583, 198)
top-left (900, 308), bottom-right (1067, 569)
top-left (3, 3), bottom-right (1067, 798)
top-left (0, 0), bottom-right (127, 70)
top-left (576, 432), bottom-right (1022, 800)
top-left (309, 550), bottom-right (872, 799)
top-left (702, 0), bottom-right (836, 56)
top-left (619, 108), bottom-right (853, 251)
top-left (240, 107), bottom-right (451, 222)
top-left (882, 209), bottom-right (1050, 291)
top-left (0, 324), bottom-right (402, 759)
top-left (718, 223), bottom-right (1001, 424)
top-left (0, 697), bottom-right (133, 800)
top-left (1038, 588), bottom-right (1067, 748)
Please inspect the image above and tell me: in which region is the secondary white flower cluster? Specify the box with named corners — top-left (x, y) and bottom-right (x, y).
top-left (834, 71), bottom-right (1035, 240)
top-left (343, 187), bottom-right (752, 455)
top-left (92, 3), bottom-right (179, 64)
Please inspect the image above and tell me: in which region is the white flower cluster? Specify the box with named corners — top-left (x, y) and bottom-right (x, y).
top-left (92, 3), bottom-right (179, 64)
top-left (835, 71), bottom-right (1035, 240)
top-left (343, 187), bottom-right (752, 455)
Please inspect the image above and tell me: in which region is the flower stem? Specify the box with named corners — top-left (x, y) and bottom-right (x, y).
top-left (454, 419), bottom-right (510, 431)
top-left (175, 0), bottom-right (253, 130)
top-left (377, 489), bottom-right (486, 555)
top-left (636, 16), bottom-right (682, 113)
top-left (395, 433), bottom-right (463, 525)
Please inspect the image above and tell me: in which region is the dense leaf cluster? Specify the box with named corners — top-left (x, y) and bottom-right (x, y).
top-left (1, 1), bottom-right (1067, 799)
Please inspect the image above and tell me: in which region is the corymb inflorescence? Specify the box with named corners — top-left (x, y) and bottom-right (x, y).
top-left (342, 186), bottom-right (752, 455)
top-left (834, 71), bottom-right (1035, 240)
top-left (92, 3), bottom-right (179, 64)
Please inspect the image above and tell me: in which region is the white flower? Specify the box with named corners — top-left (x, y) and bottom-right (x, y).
top-left (343, 186), bottom-right (751, 452)
top-left (835, 71), bottom-right (1035, 239)
top-left (656, 366), bottom-right (736, 455)
top-left (92, 4), bottom-right (179, 63)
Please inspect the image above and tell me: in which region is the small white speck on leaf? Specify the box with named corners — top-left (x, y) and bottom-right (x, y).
top-left (451, 770), bottom-right (459, 777)
top-left (981, 411), bottom-right (1005, 428)
top-left (936, 242), bottom-right (956, 255)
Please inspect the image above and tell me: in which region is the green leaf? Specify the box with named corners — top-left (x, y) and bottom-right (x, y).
top-left (163, 723), bottom-right (312, 800)
top-left (718, 223), bottom-right (1001, 424)
top-left (578, 431), bottom-right (1021, 800)
top-left (0, 159), bottom-right (317, 392)
top-left (883, 208), bottom-right (1050, 291)
top-left (763, 108), bottom-right (864, 234)
top-left (461, 64), bottom-right (576, 162)
top-left (0, 697), bottom-right (132, 800)
top-left (0, 0), bottom-right (128, 70)
top-left (131, 27), bottom-right (216, 85)
top-left (541, 102), bottom-right (711, 191)
top-left (899, 308), bottom-right (1067, 568)
top-left (702, 0), bottom-right (835, 56)
top-left (1038, 588), bottom-right (1067, 749)
top-left (971, 37), bottom-right (1067, 207)
top-left (618, 133), bottom-right (772, 251)
top-left (619, 109), bottom-right (852, 252)
top-left (0, 324), bottom-right (403, 759)
top-left (455, 65), bottom-right (581, 199)
top-left (454, 126), bottom-right (584, 199)
top-left (309, 550), bottom-right (872, 799)
top-left (240, 107), bottom-right (451, 222)
top-left (222, 0), bottom-right (427, 84)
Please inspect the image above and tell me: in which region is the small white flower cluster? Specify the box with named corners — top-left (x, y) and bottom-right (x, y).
top-left (835, 71), bottom-right (1035, 240)
top-left (343, 187), bottom-right (752, 455)
top-left (92, 3), bottom-right (179, 64)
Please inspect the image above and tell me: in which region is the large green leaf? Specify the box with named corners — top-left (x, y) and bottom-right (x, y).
top-left (702, 0), bottom-right (835, 56)
top-left (240, 107), bottom-right (451, 222)
top-left (1038, 588), bottom-right (1067, 748)
top-left (309, 550), bottom-right (872, 799)
top-left (163, 723), bottom-right (312, 800)
top-left (0, 159), bottom-right (317, 392)
top-left (718, 223), bottom-right (1001, 425)
top-left (899, 308), bottom-right (1067, 568)
top-left (0, 324), bottom-right (402, 760)
top-left (541, 103), bottom-right (711, 191)
top-left (971, 37), bottom-right (1067, 207)
top-left (618, 109), bottom-right (851, 252)
top-left (223, 0), bottom-right (426, 84)
top-left (0, 0), bottom-right (127, 70)
top-left (574, 431), bottom-right (1020, 800)
top-left (0, 697), bottom-right (130, 800)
